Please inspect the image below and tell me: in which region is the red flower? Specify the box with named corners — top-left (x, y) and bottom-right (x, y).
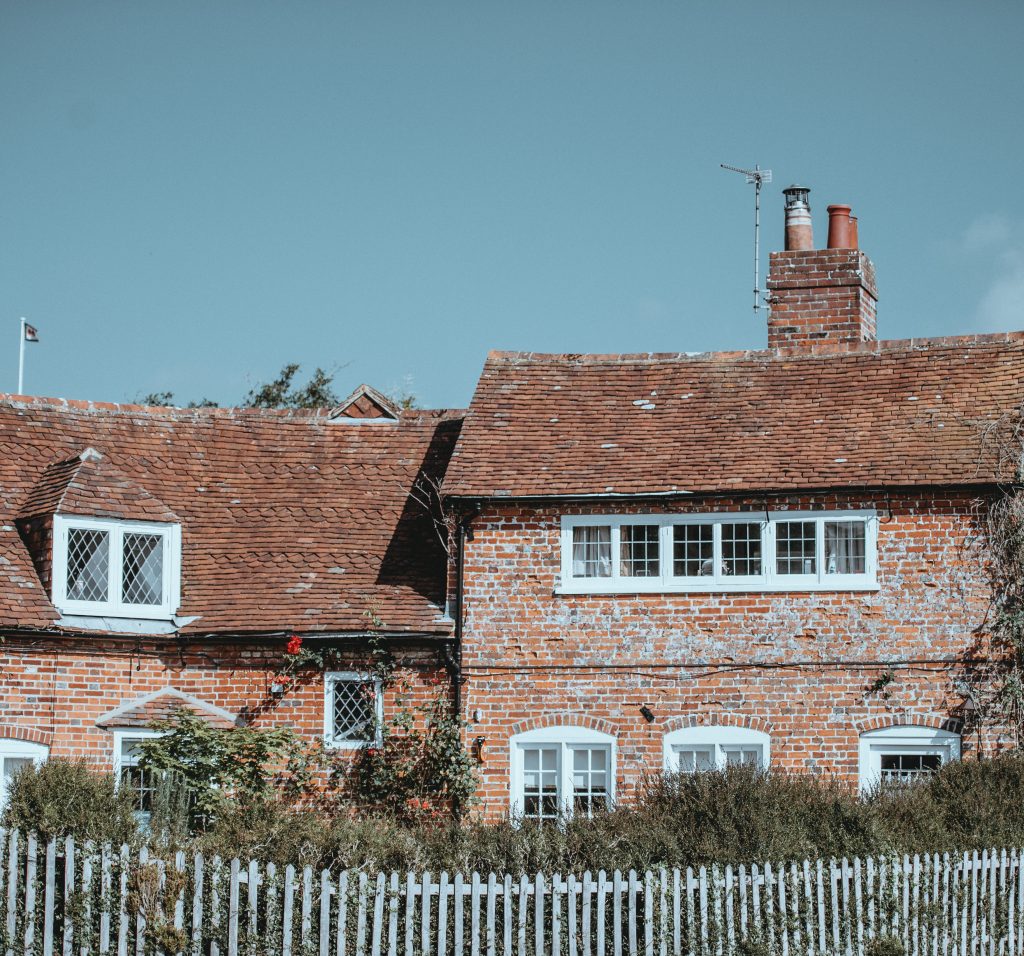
top-left (286, 635), bottom-right (303, 655)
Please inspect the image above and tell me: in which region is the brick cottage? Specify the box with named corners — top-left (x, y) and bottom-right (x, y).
top-left (1, 189), bottom-right (1022, 820)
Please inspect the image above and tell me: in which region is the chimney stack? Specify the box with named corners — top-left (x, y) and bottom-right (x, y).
top-left (766, 186), bottom-right (877, 350)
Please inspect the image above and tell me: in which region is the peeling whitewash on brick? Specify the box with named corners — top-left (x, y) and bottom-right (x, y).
top-left (459, 492), bottom-right (1005, 811)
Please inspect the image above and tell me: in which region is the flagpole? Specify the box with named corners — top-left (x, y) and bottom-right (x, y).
top-left (17, 317), bottom-right (25, 395)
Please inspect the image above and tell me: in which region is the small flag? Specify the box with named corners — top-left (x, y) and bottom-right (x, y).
top-left (24, 323), bottom-right (38, 343)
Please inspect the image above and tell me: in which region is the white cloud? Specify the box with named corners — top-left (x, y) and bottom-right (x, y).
top-left (963, 213), bottom-right (1011, 252)
top-left (964, 215), bottom-right (1024, 332)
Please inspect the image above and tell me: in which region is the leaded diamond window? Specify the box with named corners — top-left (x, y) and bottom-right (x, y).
top-left (67, 528), bottom-right (109, 601)
top-left (54, 517), bottom-right (178, 619)
top-left (325, 674), bottom-right (381, 747)
top-left (122, 533), bottom-right (164, 605)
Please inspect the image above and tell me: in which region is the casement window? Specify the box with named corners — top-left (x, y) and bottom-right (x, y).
top-left (858, 725), bottom-right (960, 792)
top-left (510, 727), bottom-right (615, 822)
top-left (559, 511), bottom-right (878, 594)
top-left (52, 516), bottom-right (181, 620)
top-left (663, 726), bottom-right (771, 773)
top-left (113, 730), bottom-right (163, 819)
top-left (323, 672), bottom-right (383, 749)
top-left (0, 740), bottom-right (47, 809)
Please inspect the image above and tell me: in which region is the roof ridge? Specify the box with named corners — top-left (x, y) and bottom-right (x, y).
top-left (486, 330), bottom-right (1024, 366)
top-left (0, 395), bottom-right (465, 420)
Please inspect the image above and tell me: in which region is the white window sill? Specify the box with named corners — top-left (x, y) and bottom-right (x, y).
top-left (555, 578), bottom-right (880, 596)
top-left (322, 738), bottom-right (378, 751)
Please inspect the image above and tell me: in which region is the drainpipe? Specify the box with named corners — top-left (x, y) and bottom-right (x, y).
top-left (451, 504), bottom-right (479, 717)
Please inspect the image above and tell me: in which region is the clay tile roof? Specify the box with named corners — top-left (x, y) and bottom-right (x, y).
top-left (0, 398), bottom-right (464, 635)
top-left (18, 448), bottom-right (179, 522)
top-left (330, 384), bottom-right (402, 421)
top-left (443, 333), bottom-right (1024, 499)
top-left (95, 687), bottom-right (239, 729)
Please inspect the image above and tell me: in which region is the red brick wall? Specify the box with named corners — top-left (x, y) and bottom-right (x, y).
top-left (766, 249), bottom-right (878, 348)
top-left (0, 636), bottom-right (448, 768)
top-left (458, 491), bottom-right (1007, 818)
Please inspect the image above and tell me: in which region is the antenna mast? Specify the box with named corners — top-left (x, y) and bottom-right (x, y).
top-left (720, 163), bottom-right (772, 315)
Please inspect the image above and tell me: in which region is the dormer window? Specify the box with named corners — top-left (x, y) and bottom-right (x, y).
top-left (52, 516), bottom-right (181, 619)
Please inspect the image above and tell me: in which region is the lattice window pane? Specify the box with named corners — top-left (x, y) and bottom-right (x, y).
top-left (122, 533), bottom-right (164, 605)
top-left (522, 747), bottom-right (560, 821)
top-left (825, 521), bottom-right (866, 574)
top-left (776, 520), bottom-right (817, 575)
top-left (879, 752), bottom-right (941, 784)
top-left (721, 523), bottom-right (763, 576)
top-left (119, 739), bottom-right (158, 813)
top-left (673, 524), bottom-right (714, 577)
top-left (571, 746), bottom-right (610, 817)
top-left (571, 526), bottom-right (612, 578)
top-left (619, 525), bottom-right (659, 577)
top-left (67, 528), bottom-right (110, 602)
top-left (331, 679), bottom-right (377, 743)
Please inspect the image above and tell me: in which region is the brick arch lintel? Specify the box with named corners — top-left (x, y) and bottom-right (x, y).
top-left (855, 712), bottom-right (963, 735)
top-left (509, 714), bottom-right (619, 738)
top-left (662, 712), bottom-right (774, 736)
top-left (0, 727), bottom-right (53, 748)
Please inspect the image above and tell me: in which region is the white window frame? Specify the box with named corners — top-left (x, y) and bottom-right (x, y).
top-left (323, 671), bottom-right (384, 749)
top-left (112, 729), bottom-right (165, 821)
top-left (509, 726), bottom-right (615, 822)
top-left (557, 510), bottom-right (878, 594)
top-left (663, 726), bottom-right (771, 773)
top-left (52, 515), bottom-right (182, 620)
top-left (858, 725), bottom-right (960, 793)
top-left (0, 739), bottom-right (48, 809)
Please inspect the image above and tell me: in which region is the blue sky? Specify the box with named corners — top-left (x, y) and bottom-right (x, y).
top-left (2, 1), bottom-right (1022, 409)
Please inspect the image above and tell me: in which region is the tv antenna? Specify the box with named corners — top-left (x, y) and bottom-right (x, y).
top-left (720, 163), bottom-right (772, 314)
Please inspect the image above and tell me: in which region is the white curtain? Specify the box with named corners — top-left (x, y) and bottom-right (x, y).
top-left (825, 522), bottom-right (865, 574)
top-left (572, 526), bottom-right (611, 577)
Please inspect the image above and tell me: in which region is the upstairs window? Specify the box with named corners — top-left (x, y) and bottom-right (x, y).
top-left (323, 672), bottom-right (383, 748)
top-left (52, 516), bottom-right (181, 620)
top-left (559, 511), bottom-right (877, 594)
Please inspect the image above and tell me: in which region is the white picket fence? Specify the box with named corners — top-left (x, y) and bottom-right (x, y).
top-left (2, 831), bottom-right (1024, 956)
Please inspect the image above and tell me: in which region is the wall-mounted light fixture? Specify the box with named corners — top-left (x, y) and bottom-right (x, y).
top-left (474, 735), bottom-right (486, 763)
top-left (639, 705), bottom-right (655, 724)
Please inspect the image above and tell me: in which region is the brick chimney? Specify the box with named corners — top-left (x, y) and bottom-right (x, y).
top-left (766, 186), bottom-right (878, 349)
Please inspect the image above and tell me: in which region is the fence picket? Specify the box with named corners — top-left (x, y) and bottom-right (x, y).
top-left (802, 860), bottom-right (814, 956)
top-left (503, 876), bottom-right (513, 956)
top-left (568, 875), bottom-right (578, 956)
top-left (764, 863), bottom-right (776, 956)
top-left (423, 872), bottom-right (434, 956)
top-left (253, 861), bottom-right (263, 949)
top-left (613, 872), bottom-right (624, 956)
top-left (427, 874), bottom-right (438, 956)
top-left (5, 830), bottom-right (18, 956)
top-left (336, 870), bottom-right (349, 956)
top-left (472, 872), bottom-right (482, 956)
top-left (114, 846), bottom-right (127, 956)
top-left (776, 861), bottom-right (788, 956)
top-left (356, 872), bottom-right (369, 956)
top-left (371, 872), bottom-right (385, 956)
top-left (24, 834), bottom-right (38, 956)
top-left (853, 857), bottom-right (864, 956)
top-left (404, 873), bottom-right (415, 956)
top-left (532, 875), bottom-right (542, 956)
top-left (391, 873), bottom-right (402, 956)
top-left (62, 836), bottom-right (75, 956)
top-left (582, 873), bottom-right (593, 956)
top-left (596, 871), bottom-right (607, 956)
top-left (551, 875), bottom-right (561, 956)
top-left (514, 876), bottom-right (525, 956)
top-left (790, 862), bottom-right (802, 956)
top-left (228, 857), bottom-right (240, 956)
top-left (454, 874), bottom-right (465, 956)
top-left (644, 871), bottom-right (654, 956)
top-left (485, 873), bottom-right (496, 956)
top-left (43, 840), bottom-right (56, 956)
top-left (723, 866), bottom-right (735, 956)
top-left (627, 870), bottom-right (639, 956)
top-left (372, 873), bottom-right (386, 956)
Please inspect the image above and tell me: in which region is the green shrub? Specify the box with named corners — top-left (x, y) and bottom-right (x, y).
top-left (1, 757), bottom-right (137, 845)
top-left (866, 934), bottom-right (905, 956)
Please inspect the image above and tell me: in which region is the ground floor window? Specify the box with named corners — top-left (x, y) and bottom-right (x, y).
top-left (858, 725), bottom-right (960, 791)
top-left (662, 726), bottom-right (771, 773)
top-left (113, 730), bottom-right (163, 819)
top-left (0, 740), bottom-right (48, 809)
top-left (510, 727), bottom-right (614, 822)
top-left (324, 672), bottom-right (384, 748)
